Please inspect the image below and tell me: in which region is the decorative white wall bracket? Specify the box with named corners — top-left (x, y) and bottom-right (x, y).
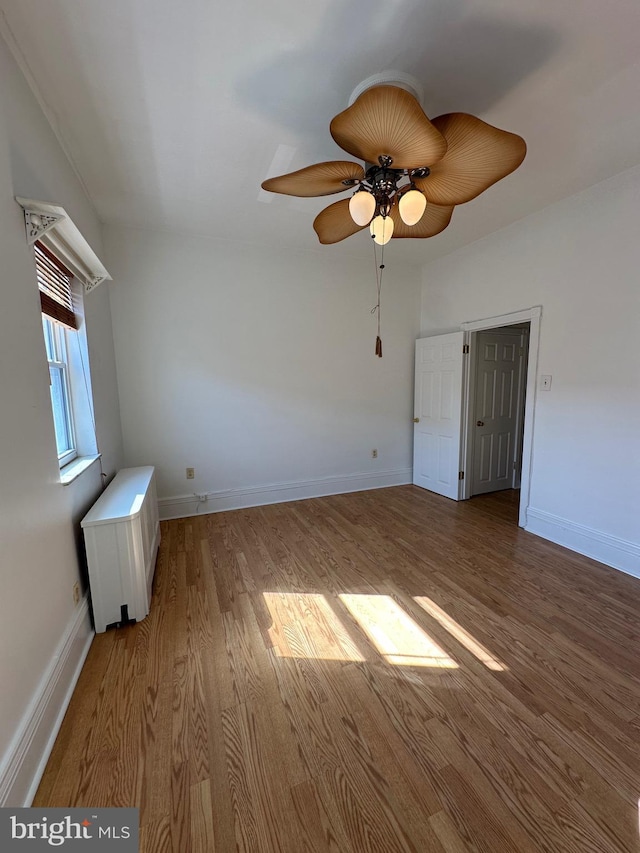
top-left (15, 197), bottom-right (111, 294)
top-left (85, 274), bottom-right (108, 293)
top-left (23, 209), bottom-right (64, 244)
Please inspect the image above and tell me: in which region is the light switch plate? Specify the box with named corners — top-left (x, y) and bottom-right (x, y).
top-left (541, 375), bottom-right (552, 390)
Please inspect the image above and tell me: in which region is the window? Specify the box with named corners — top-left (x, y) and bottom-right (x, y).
top-left (42, 316), bottom-right (76, 466)
top-left (35, 241), bottom-right (81, 469)
top-left (19, 198), bottom-right (109, 481)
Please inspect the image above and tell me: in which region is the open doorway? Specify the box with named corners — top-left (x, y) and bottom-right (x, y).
top-left (461, 307), bottom-right (541, 526)
top-left (412, 307), bottom-right (541, 528)
top-left (464, 323), bottom-right (529, 497)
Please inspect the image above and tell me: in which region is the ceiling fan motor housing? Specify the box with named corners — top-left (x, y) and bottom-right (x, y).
top-left (362, 159), bottom-right (432, 217)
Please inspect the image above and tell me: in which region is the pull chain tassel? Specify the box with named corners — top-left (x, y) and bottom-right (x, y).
top-left (372, 239), bottom-right (384, 358)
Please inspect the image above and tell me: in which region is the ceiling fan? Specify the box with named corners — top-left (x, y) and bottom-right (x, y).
top-left (261, 74), bottom-right (526, 245)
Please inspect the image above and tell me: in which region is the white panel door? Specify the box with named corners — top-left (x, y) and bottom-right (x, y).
top-left (471, 331), bottom-right (524, 495)
top-left (413, 332), bottom-right (465, 500)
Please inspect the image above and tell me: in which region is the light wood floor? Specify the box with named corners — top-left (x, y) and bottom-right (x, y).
top-left (36, 487), bottom-right (640, 852)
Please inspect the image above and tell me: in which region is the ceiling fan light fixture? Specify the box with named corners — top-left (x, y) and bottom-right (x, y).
top-left (349, 189), bottom-right (376, 226)
top-left (399, 188), bottom-right (427, 226)
top-left (261, 76), bottom-right (526, 359)
top-left (370, 214), bottom-right (394, 245)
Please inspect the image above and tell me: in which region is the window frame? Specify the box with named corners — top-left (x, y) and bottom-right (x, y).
top-left (42, 315), bottom-right (77, 468)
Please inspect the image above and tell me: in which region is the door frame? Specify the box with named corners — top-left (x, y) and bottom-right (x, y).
top-left (460, 307), bottom-right (542, 527)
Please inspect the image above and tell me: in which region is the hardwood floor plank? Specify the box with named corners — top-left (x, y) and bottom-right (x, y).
top-left (221, 703), bottom-right (260, 853)
top-left (429, 809), bottom-right (473, 853)
top-left (170, 667), bottom-right (191, 851)
top-left (198, 632), bottom-right (237, 852)
top-left (341, 662), bottom-right (445, 817)
top-left (433, 764), bottom-right (536, 853)
top-left (238, 592), bottom-right (310, 789)
top-left (139, 815), bottom-right (172, 853)
top-left (189, 779), bottom-right (216, 853)
top-left (222, 608), bottom-right (264, 706)
top-left (289, 779), bottom-right (352, 853)
top-left (318, 764), bottom-right (421, 853)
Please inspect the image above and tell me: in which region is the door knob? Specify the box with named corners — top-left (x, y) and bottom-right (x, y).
top-left (476, 420), bottom-right (484, 427)
top-left (413, 417), bottom-right (420, 423)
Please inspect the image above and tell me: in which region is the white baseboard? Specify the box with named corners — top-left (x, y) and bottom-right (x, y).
top-left (525, 508), bottom-right (640, 579)
top-left (0, 597), bottom-right (94, 807)
top-left (159, 468), bottom-right (413, 520)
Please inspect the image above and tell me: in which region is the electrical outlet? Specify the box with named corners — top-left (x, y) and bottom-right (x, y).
top-left (196, 493), bottom-right (208, 502)
top-left (72, 582), bottom-right (81, 606)
top-left (372, 449), bottom-right (378, 459)
top-left (186, 467), bottom-right (195, 479)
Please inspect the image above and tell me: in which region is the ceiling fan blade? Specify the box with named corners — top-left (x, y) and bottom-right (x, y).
top-left (389, 201), bottom-right (454, 238)
top-left (330, 86), bottom-right (447, 170)
top-left (261, 161), bottom-right (365, 197)
top-left (415, 114), bottom-right (526, 206)
top-left (313, 198), bottom-right (366, 244)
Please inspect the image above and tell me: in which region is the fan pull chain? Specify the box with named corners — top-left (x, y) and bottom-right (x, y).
top-left (371, 235), bottom-right (384, 357)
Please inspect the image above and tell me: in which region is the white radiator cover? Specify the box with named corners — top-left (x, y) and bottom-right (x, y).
top-left (81, 466), bottom-right (160, 633)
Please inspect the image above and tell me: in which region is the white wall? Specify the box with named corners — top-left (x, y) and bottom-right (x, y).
top-left (420, 166), bottom-right (640, 571)
top-left (105, 226), bottom-right (421, 514)
top-left (0, 35), bottom-right (123, 803)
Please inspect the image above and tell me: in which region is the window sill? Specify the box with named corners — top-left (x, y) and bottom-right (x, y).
top-left (60, 454), bottom-right (102, 486)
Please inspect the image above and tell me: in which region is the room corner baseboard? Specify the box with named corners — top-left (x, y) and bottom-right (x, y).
top-left (525, 508), bottom-right (640, 579)
top-left (159, 468), bottom-right (413, 520)
top-left (0, 597), bottom-right (94, 807)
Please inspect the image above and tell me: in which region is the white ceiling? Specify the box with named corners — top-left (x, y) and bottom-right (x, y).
top-left (1, 0), bottom-right (639, 263)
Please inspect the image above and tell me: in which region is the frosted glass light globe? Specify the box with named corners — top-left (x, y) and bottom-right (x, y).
top-left (370, 214), bottom-right (394, 245)
top-left (399, 188), bottom-right (427, 226)
top-left (349, 190), bottom-right (376, 226)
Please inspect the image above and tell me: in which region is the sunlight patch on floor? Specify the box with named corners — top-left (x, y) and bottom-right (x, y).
top-left (414, 596), bottom-right (506, 671)
top-left (339, 594), bottom-right (458, 668)
top-left (263, 592), bottom-right (365, 661)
